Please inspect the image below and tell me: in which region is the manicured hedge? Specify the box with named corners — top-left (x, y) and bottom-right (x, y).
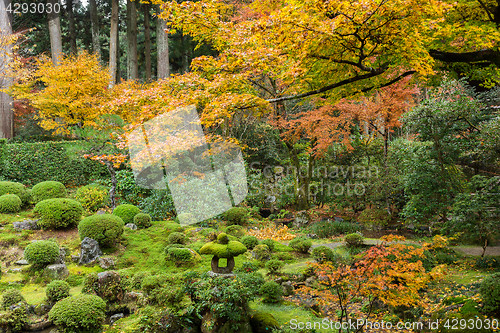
top-left (34, 198), bottom-right (84, 229)
top-left (78, 214), bottom-right (124, 247)
top-left (24, 240), bottom-right (60, 269)
top-left (0, 194), bottom-right (22, 213)
top-left (0, 140), bottom-right (107, 186)
top-left (48, 294), bottom-right (106, 333)
top-left (31, 181), bottom-right (67, 203)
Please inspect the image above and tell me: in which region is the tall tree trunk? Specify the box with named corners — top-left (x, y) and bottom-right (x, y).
top-left (89, 0), bottom-right (101, 60)
top-left (66, 0), bottom-right (77, 54)
top-left (47, 0), bottom-right (63, 64)
top-left (0, 0), bottom-right (14, 139)
top-left (181, 34), bottom-right (190, 73)
top-left (144, 3), bottom-right (151, 82)
top-left (105, 160), bottom-right (117, 209)
top-left (126, 0), bottom-right (138, 80)
top-left (116, 27), bottom-right (121, 83)
top-left (156, 6), bottom-right (169, 79)
top-left (109, 0), bottom-right (119, 87)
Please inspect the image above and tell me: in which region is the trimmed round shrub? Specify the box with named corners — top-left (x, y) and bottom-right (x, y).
top-left (480, 272), bottom-right (500, 315)
top-left (112, 204), bottom-right (141, 225)
top-left (0, 181), bottom-right (30, 205)
top-left (265, 259), bottom-right (285, 275)
top-left (260, 239), bottom-right (275, 252)
top-left (133, 213), bottom-right (152, 229)
top-left (312, 246), bottom-right (335, 263)
top-left (75, 185), bottom-right (109, 212)
top-left (46, 280), bottom-right (71, 304)
top-left (1, 289), bottom-right (25, 310)
top-left (168, 232), bottom-right (187, 245)
top-left (24, 240), bottom-right (60, 269)
top-left (78, 214), bottom-right (124, 247)
top-left (289, 237), bottom-right (312, 253)
top-left (252, 244), bottom-right (271, 260)
top-left (241, 235), bottom-right (259, 250)
top-left (34, 198), bottom-right (84, 229)
top-left (225, 225), bottom-right (246, 238)
top-left (260, 281), bottom-right (283, 303)
top-left (222, 207), bottom-right (249, 225)
top-left (0, 194), bottom-right (22, 213)
top-left (344, 233), bottom-right (364, 247)
top-left (48, 294), bottom-right (106, 333)
top-left (166, 247), bottom-right (201, 266)
top-left (31, 181), bottom-right (67, 203)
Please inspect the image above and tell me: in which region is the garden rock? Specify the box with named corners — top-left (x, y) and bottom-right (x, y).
top-left (305, 276), bottom-right (317, 287)
top-left (334, 216), bottom-right (344, 222)
top-left (31, 303), bottom-right (51, 316)
top-left (12, 219), bottom-right (40, 231)
top-left (44, 264), bottom-right (69, 280)
top-left (293, 210), bottom-right (309, 228)
top-left (123, 291), bottom-right (144, 303)
top-left (99, 257), bottom-right (115, 269)
top-left (282, 281), bottom-right (295, 296)
top-left (306, 233), bottom-right (318, 239)
top-left (79, 237), bottom-right (102, 265)
top-left (71, 255), bottom-right (79, 263)
top-left (110, 313), bottom-right (124, 325)
top-left (96, 210), bottom-right (106, 215)
top-left (15, 259), bottom-right (28, 265)
top-left (54, 248), bottom-right (66, 265)
top-left (96, 271), bottom-right (124, 302)
top-left (124, 223), bottom-right (137, 230)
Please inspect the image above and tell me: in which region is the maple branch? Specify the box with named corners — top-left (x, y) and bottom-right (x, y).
top-left (309, 54), bottom-right (375, 72)
top-left (429, 49), bottom-right (500, 67)
top-left (477, 0), bottom-right (495, 22)
top-left (266, 68), bottom-right (387, 103)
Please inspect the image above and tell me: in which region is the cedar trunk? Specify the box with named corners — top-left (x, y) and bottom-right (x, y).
top-left (47, 0), bottom-right (63, 64)
top-left (126, 0), bottom-right (138, 80)
top-left (156, 6), bottom-right (170, 79)
top-left (0, 0), bottom-right (13, 139)
top-left (109, 0), bottom-right (119, 87)
top-left (89, 0), bottom-right (101, 59)
top-left (144, 4), bottom-right (151, 81)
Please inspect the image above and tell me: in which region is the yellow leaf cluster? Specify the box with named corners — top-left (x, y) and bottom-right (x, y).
top-left (247, 225), bottom-right (296, 241)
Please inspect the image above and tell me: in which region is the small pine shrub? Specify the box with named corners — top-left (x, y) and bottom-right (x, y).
top-left (112, 204), bottom-right (140, 224)
top-left (1, 289), bottom-right (25, 310)
top-left (344, 233), bottom-right (364, 247)
top-left (311, 246), bottom-right (335, 263)
top-left (260, 281), bottom-right (283, 303)
top-left (289, 237), bottom-right (312, 253)
top-left (75, 185), bottom-right (109, 212)
top-left (31, 181), bottom-right (67, 203)
top-left (34, 198), bottom-right (83, 229)
top-left (260, 239), bottom-right (275, 252)
top-left (225, 225), bottom-right (246, 238)
top-left (48, 294), bottom-right (106, 333)
top-left (222, 207), bottom-right (249, 225)
top-left (167, 232), bottom-right (187, 245)
top-left (46, 280), bottom-right (71, 304)
top-left (0, 181), bottom-right (30, 205)
top-left (24, 240), bottom-right (60, 269)
top-left (265, 259), bottom-right (285, 275)
top-left (480, 272), bottom-right (500, 315)
top-left (133, 213), bottom-right (152, 228)
top-left (241, 235), bottom-right (259, 250)
top-left (0, 194), bottom-right (22, 213)
top-left (78, 214), bottom-right (124, 247)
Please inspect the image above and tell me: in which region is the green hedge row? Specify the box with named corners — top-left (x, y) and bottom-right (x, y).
top-left (0, 139), bottom-right (108, 187)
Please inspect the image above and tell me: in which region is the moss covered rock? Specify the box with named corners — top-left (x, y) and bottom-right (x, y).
top-left (200, 233), bottom-right (247, 258)
top-left (250, 312), bottom-right (279, 333)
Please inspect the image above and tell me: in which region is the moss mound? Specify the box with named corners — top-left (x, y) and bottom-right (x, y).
top-left (31, 181), bottom-right (67, 203)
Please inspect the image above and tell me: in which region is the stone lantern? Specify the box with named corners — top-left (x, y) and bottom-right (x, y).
top-left (200, 232), bottom-right (247, 274)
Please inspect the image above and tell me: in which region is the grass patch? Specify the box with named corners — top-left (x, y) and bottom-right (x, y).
top-left (67, 263), bottom-right (104, 276)
top-left (281, 258), bottom-right (311, 274)
top-left (249, 301), bottom-right (324, 331)
top-left (0, 210), bottom-right (35, 225)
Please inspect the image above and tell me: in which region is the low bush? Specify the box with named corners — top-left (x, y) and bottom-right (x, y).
top-left (112, 204), bottom-right (140, 224)
top-left (0, 181), bottom-right (30, 205)
top-left (344, 233), bottom-right (364, 247)
top-left (265, 259), bottom-right (285, 275)
top-left (225, 225), bottom-right (246, 238)
top-left (24, 240), bottom-right (60, 269)
top-left (175, 212), bottom-right (197, 225)
top-left (75, 185), bottom-right (109, 212)
top-left (241, 235), bottom-right (259, 249)
top-left (309, 220), bottom-right (361, 238)
top-left (289, 237), bottom-right (312, 253)
top-left (48, 294), bottom-right (106, 333)
top-left (237, 261), bottom-right (259, 273)
top-left (480, 272), bottom-right (500, 315)
top-left (166, 247), bottom-right (200, 266)
top-left (222, 207), bottom-right (249, 225)
top-left (139, 189), bottom-right (176, 221)
top-left (34, 198), bottom-right (83, 229)
top-left (252, 244), bottom-right (271, 260)
top-left (357, 208), bottom-right (390, 231)
top-left (78, 214), bottom-right (124, 247)
top-left (1, 289), bottom-right (25, 310)
top-left (475, 257), bottom-right (500, 270)
top-left (31, 181), bottom-right (67, 203)
top-left (0, 194), bottom-right (22, 213)
top-left (260, 281), bottom-right (283, 303)
top-left (133, 213), bottom-right (152, 228)
top-left (46, 280), bottom-right (71, 304)
top-left (168, 232), bottom-right (187, 245)
top-left (311, 246), bottom-right (335, 263)
top-left (260, 239), bottom-right (275, 252)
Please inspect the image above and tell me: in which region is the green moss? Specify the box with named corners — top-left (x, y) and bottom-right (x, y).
top-left (200, 240), bottom-right (247, 258)
top-left (250, 312), bottom-right (279, 332)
